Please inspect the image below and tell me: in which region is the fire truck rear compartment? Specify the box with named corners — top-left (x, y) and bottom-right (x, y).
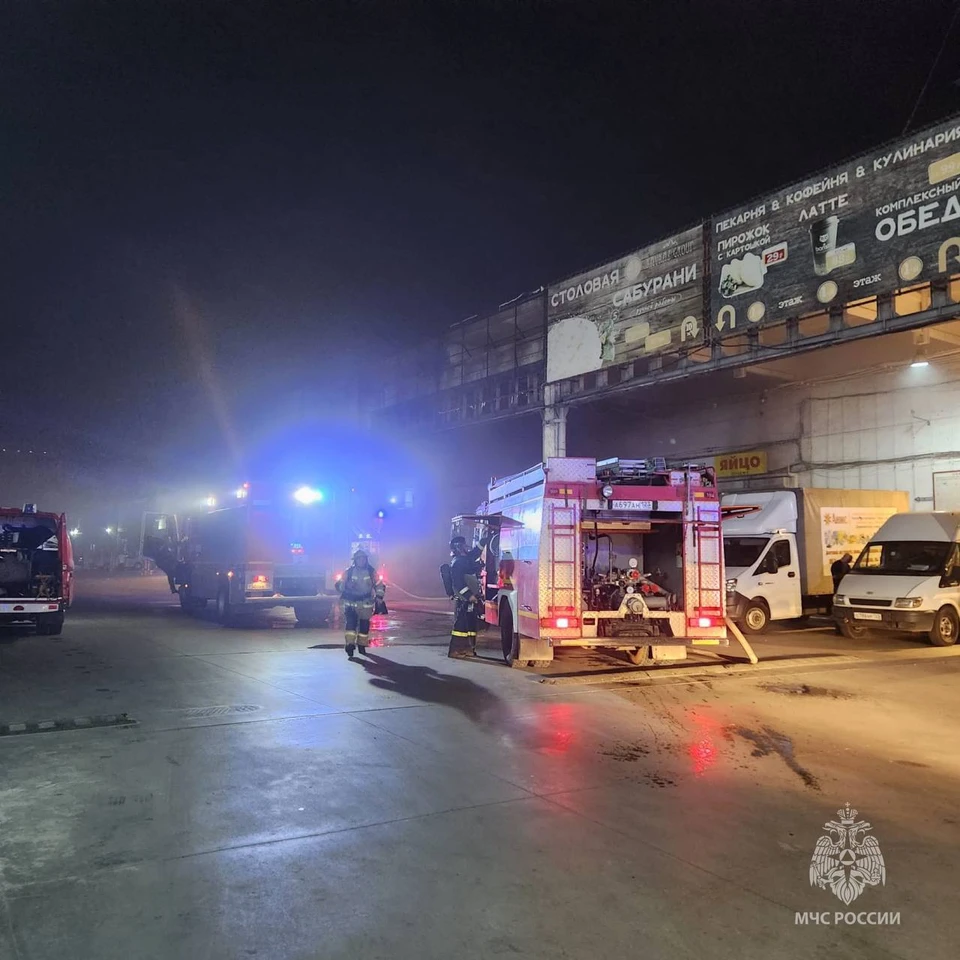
top-left (0, 522), bottom-right (61, 600)
top-left (582, 521), bottom-right (682, 640)
top-left (470, 458), bottom-right (726, 664)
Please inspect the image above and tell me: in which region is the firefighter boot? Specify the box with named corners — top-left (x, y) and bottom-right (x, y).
top-left (345, 630), bottom-right (357, 659)
top-left (357, 634), bottom-right (368, 656)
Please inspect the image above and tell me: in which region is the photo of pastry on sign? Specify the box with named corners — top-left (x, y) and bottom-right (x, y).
top-left (710, 113), bottom-right (960, 333)
top-left (718, 243), bottom-right (789, 298)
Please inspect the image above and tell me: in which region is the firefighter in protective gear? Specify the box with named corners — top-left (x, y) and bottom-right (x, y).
top-left (336, 550), bottom-right (385, 658)
top-left (447, 534), bottom-right (488, 659)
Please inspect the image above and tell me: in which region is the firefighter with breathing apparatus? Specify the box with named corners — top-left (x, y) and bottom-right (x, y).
top-left (443, 533), bottom-right (488, 659)
top-left (336, 549), bottom-right (385, 658)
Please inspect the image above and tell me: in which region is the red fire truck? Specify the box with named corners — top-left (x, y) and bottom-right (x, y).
top-left (0, 504), bottom-right (74, 635)
top-left (452, 457), bottom-right (727, 665)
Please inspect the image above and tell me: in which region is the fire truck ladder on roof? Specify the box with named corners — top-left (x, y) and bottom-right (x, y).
top-left (596, 457), bottom-right (667, 484)
top-left (546, 499), bottom-right (578, 619)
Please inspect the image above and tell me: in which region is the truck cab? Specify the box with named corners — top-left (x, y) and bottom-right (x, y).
top-left (723, 491), bottom-right (802, 633)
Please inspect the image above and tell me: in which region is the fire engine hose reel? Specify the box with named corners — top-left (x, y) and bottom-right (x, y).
top-left (625, 595), bottom-right (645, 614)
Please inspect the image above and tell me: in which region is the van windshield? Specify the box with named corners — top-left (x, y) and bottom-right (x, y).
top-left (723, 537), bottom-right (769, 568)
top-left (853, 541), bottom-right (951, 575)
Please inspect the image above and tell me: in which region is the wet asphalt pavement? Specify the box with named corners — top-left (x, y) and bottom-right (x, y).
top-left (1, 574), bottom-right (959, 959)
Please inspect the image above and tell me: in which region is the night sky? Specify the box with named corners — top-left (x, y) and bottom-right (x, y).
top-left (4, 0), bottom-right (960, 483)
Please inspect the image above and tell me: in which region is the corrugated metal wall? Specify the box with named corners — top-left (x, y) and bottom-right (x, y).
top-left (803, 372), bottom-right (960, 503)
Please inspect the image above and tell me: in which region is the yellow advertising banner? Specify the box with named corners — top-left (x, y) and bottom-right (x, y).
top-left (714, 450), bottom-right (767, 478)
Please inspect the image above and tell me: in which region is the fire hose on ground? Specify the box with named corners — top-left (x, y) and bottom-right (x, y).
top-left (383, 581), bottom-right (452, 603)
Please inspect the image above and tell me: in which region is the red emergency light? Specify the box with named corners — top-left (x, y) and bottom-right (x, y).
top-left (689, 616), bottom-right (717, 628)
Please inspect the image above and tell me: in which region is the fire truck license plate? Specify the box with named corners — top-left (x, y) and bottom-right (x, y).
top-left (612, 500), bottom-right (654, 511)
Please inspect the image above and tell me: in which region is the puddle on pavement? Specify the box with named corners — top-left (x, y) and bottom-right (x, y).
top-left (730, 724), bottom-right (820, 790)
top-left (595, 741), bottom-right (679, 787)
top-left (642, 773), bottom-right (676, 788)
top-left (598, 742), bottom-right (650, 762)
top-left (761, 682), bottom-right (853, 699)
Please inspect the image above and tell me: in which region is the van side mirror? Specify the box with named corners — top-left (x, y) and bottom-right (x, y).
top-left (944, 565), bottom-right (960, 586)
top-left (759, 554), bottom-right (778, 575)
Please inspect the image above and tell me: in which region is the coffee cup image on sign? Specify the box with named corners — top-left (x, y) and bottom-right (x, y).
top-left (719, 252), bottom-right (767, 298)
top-left (809, 216), bottom-right (856, 275)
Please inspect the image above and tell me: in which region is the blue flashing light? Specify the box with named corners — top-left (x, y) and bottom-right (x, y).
top-left (294, 486), bottom-right (324, 505)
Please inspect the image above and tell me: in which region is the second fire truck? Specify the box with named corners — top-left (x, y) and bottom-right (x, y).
top-left (0, 503), bottom-right (74, 635)
top-left (451, 456), bottom-right (727, 665)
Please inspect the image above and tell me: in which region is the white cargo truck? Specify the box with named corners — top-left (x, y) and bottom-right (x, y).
top-left (722, 488), bottom-right (909, 633)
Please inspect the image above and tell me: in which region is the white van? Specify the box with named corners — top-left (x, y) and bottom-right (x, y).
top-left (834, 512), bottom-right (960, 646)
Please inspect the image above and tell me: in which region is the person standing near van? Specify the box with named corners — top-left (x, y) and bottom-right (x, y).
top-left (831, 553), bottom-right (853, 593)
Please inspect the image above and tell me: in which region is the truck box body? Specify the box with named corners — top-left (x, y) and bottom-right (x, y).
top-left (798, 488), bottom-right (910, 595)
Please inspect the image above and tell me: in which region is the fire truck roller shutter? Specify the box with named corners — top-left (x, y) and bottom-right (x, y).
top-left (484, 530), bottom-right (500, 600)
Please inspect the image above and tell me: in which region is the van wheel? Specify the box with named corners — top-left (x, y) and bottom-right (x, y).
top-left (741, 601), bottom-right (770, 634)
top-left (216, 589), bottom-right (234, 625)
top-left (499, 602), bottom-right (516, 665)
top-left (928, 606), bottom-right (959, 646)
top-left (839, 622), bottom-right (868, 640)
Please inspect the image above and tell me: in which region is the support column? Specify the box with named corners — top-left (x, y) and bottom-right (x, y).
top-left (542, 383), bottom-right (568, 459)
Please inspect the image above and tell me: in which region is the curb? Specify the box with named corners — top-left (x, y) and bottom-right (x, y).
top-left (532, 654), bottom-right (862, 686)
top-left (533, 643), bottom-right (960, 686)
top-left (0, 713), bottom-right (136, 738)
